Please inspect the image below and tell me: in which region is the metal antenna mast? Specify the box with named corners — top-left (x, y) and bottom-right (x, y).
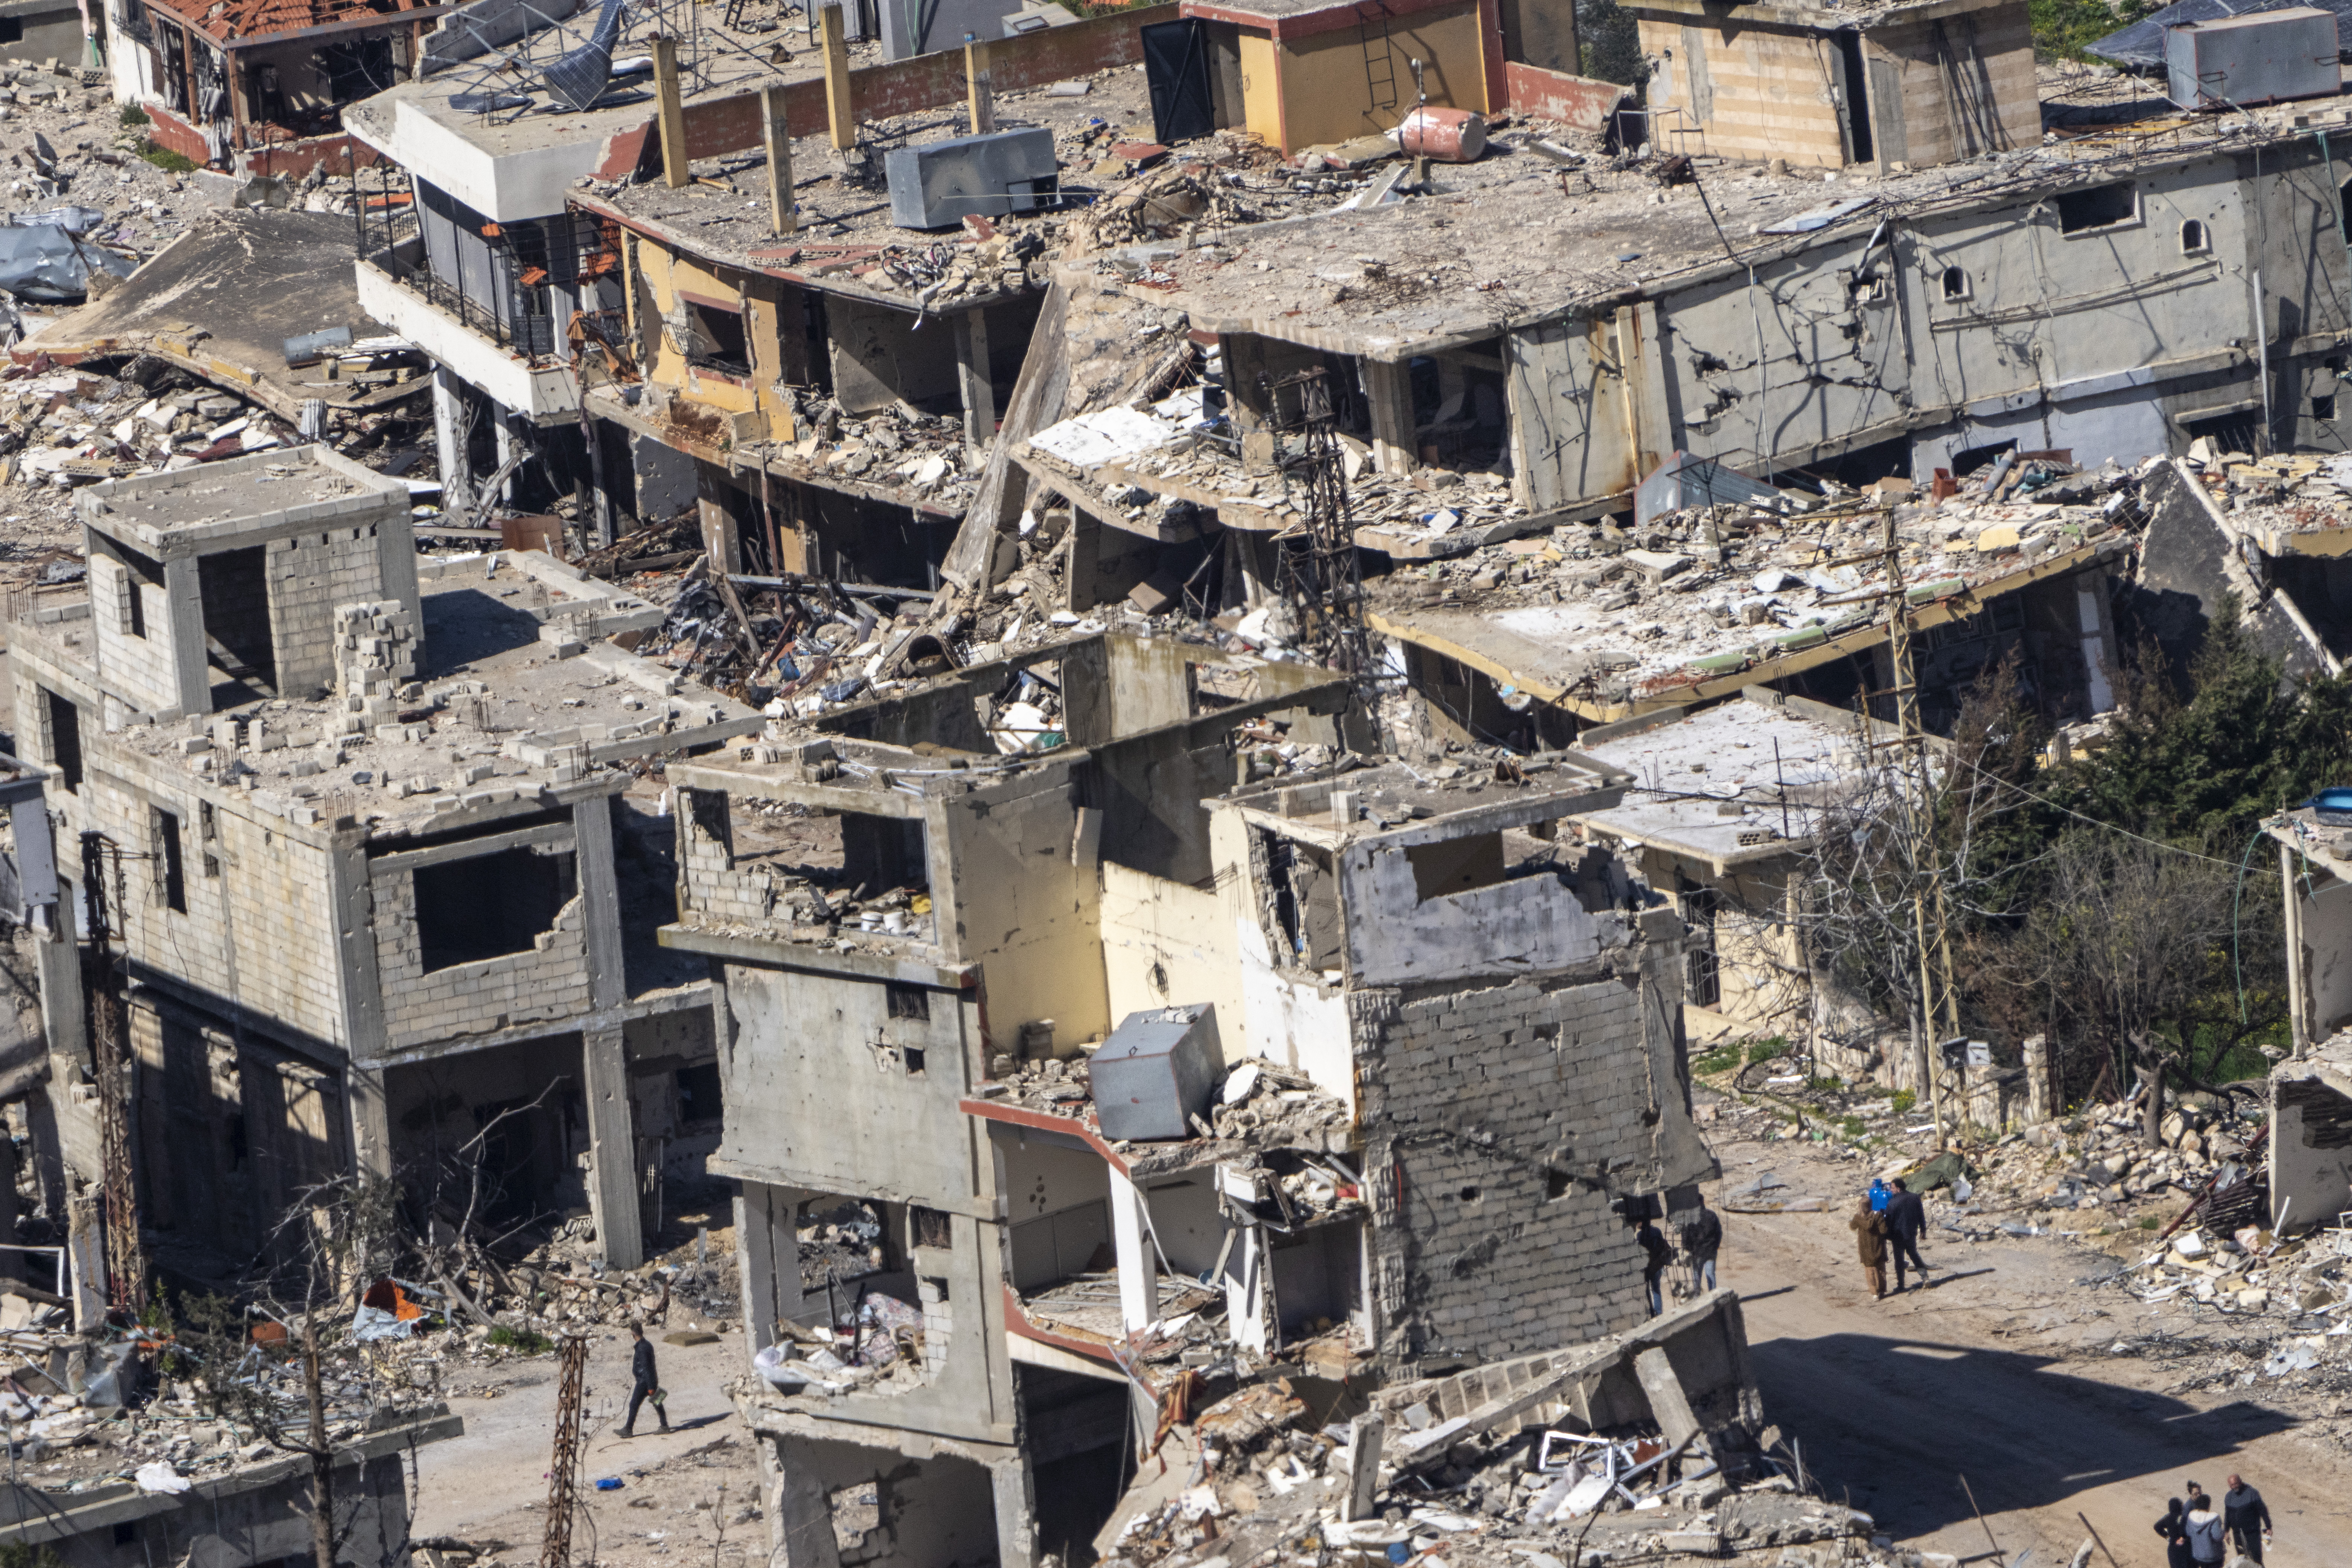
top-left (541, 1332), bottom-right (590, 1568)
top-left (79, 831), bottom-right (144, 1316)
top-left (1271, 367), bottom-right (1374, 694)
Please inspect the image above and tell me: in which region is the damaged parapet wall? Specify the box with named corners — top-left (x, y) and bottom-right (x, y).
top-left (1225, 766), bottom-right (1718, 1370)
top-left (2271, 1036), bottom-right (2352, 1234)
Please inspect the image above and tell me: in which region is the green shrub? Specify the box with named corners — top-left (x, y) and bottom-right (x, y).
top-left (1692, 1044), bottom-right (1743, 1076)
top-left (1890, 1089), bottom-right (1917, 1115)
top-left (1839, 1115), bottom-right (1867, 1138)
top-left (1746, 1038), bottom-right (1789, 1065)
top-left (488, 1324), bottom-right (553, 1355)
top-left (118, 105), bottom-right (150, 127)
top-left (2138, 1214), bottom-right (2162, 1230)
top-left (140, 142), bottom-right (197, 174)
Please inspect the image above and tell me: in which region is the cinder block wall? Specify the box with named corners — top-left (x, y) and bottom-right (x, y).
top-left (1355, 939), bottom-right (1688, 1366)
top-left (87, 546), bottom-right (178, 714)
top-left (371, 862), bottom-right (593, 1051)
top-left (84, 772), bottom-right (347, 1047)
top-left (271, 526), bottom-right (407, 700)
top-left (676, 789), bottom-right (784, 929)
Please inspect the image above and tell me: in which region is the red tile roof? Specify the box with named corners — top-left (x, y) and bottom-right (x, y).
top-left (149, 0), bottom-right (437, 46)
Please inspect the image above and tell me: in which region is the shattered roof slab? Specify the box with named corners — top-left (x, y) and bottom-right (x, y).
top-left (22, 210), bottom-right (400, 426)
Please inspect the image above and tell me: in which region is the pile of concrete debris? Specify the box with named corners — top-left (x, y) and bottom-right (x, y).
top-left (0, 345), bottom-right (428, 490)
top-left (1968, 1091), bottom-right (2264, 1218)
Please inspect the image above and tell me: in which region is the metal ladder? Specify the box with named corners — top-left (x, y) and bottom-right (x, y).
top-left (1358, 0), bottom-right (1397, 114)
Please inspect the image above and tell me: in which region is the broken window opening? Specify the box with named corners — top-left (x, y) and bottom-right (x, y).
top-left (1832, 29), bottom-right (1873, 166)
top-left (111, 539), bottom-right (162, 640)
top-left (1683, 885), bottom-right (1721, 1007)
top-left (2317, 395), bottom-right (2338, 422)
top-left (2180, 407), bottom-right (2264, 458)
top-left (1947, 439), bottom-right (2017, 480)
top-left (717, 799), bottom-right (931, 911)
top-left (885, 982), bottom-right (930, 1020)
top-left (904, 1046), bottom-right (927, 1076)
top-left (320, 35), bottom-right (396, 105)
top-left (1939, 266), bottom-right (1970, 302)
top-left (43, 688), bottom-right (82, 791)
top-left (2056, 182), bottom-right (2137, 235)
top-left (1544, 1167), bottom-right (1573, 1200)
top-left (153, 808), bottom-right (186, 914)
top-left (198, 544), bottom-right (278, 696)
top-left (1405, 831), bottom-right (1507, 901)
top-left (1406, 340), bottom-right (1511, 473)
top-left (2181, 219), bottom-right (2208, 254)
top-left (1262, 833), bottom-right (1343, 969)
top-left (413, 846), bottom-right (577, 972)
top-left (675, 1061), bottom-right (722, 1127)
top-left (681, 296), bottom-right (752, 377)
top-left (911, 1204), bottom-right (953, 1249)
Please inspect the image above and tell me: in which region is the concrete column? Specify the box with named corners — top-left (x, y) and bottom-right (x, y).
top-left (956, 307), bottom-right (995, 451)
top-left (346, 1064), bottom-right (393, 1181)
top-left (1109, 1165), bottom-right (1156, 1333)
top-left (22, 1088), bottom-right (65, 1223)
top-left (989, 1457), bottom-right (1036, 1568)
top-left (769, 1435), bottom-right (845, 1568)
top-left (1633, 1345), bottom-right (1714, 1463)
top-left (735, 1181), bottom-right (807, 1354)
top-left (2284, 842), bottom-right (2309, 1057)
top-left (572, 792), bottom-right (626, 1012)
top-left (494, 415), bottom-right (519, 504)
top-left (163, 557), bottom-right (208, 716)
top-left (1363, 355), bottom-right (1415, 476)
top-left (432, 366), bottom-right (468, 507)
top-left (582, 1025), bottom-right (644, 1268)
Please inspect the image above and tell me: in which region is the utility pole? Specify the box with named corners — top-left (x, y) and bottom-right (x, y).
top-left (1879, 511), bottom-right (1954, 1149)
top-left (541, 1332), bottom-right (590, 1568)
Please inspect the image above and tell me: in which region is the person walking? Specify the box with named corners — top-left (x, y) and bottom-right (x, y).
top-left (1884, 1177), bottom-right (1930, 1291)
top-left (1633, 1212), bottom-right (1671, 1315)
top-left (2223, 1473), bottom-right (2272, 1563)
top-left (2153, 1497), bottom-right (2193, 1568)
top-left (1849, 1196), bottom-right (1889, 1301)
top-left (614, 1322), bottom-right (670, 1437)
top-left (1680, 1198), bottom-right (1723, 1294)
top-left (2182, 1487), bottom-right (2226, 1568)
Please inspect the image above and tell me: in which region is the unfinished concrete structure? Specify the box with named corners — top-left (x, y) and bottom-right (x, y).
top-left (4, 445), bottom-right (761, 1279)
top-left (664, 628), bottom-right (1727, 1563)
top-left (1626, 0), bottom-right (2039, 171)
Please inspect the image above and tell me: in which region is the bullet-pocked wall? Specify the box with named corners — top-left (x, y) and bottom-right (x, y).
top-left (1352, 932), bottom-right (1715, 1366)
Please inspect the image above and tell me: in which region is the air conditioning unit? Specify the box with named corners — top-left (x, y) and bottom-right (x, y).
top-left (885, 127), bottom-right (1059, 231)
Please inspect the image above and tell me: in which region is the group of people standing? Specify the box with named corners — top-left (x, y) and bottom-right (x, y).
top-left (1631, 1198), bottom-right (1723, 1314)
top-left (2156, 1477), bottom-right (2273, 1565)
top-left (1849, 1178), bottom-right (1931, 1298)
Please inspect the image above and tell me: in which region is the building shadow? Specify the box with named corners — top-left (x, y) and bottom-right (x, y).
top-left (1747, 1330), bottom-right (2300, 1537)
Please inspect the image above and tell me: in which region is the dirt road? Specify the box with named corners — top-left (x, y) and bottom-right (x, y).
top-left (1710, 1111), bottom-right (2352, 1566)
top-left (413, 1326), bottom-right (763, 1568)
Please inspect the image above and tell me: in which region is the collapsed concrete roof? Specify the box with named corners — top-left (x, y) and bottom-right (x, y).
top-left (22, 210), bottom-right (405, 427)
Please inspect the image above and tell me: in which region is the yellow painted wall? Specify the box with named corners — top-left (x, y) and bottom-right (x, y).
top-left (1100, 860), bottom-right (1249, 1045)
top-left (626, 236), bottom-right (796, 443)
top-left (1251, 0), bottom-right (1489, 153)
top-left (1238, 30), bottom-right (1285, 150)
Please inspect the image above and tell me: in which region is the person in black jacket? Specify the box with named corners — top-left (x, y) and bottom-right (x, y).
top-left (2223, 1474), bottom-right (2272, 1562)
top-left (1884, 1178), bottom-right (1931, 1291)
top-left (1680, 1200), bottom-right (1724, 1294)
top-left (615, 1322), bottom-right (670, 1437)
top-left (1634, 1215), bottom-right (1671, 1314)
top-left (2154, 1497), bottom-right (2193, 1568)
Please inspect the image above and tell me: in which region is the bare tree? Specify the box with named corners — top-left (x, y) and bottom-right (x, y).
top-left (179, 1172), bottom-right (405, 1568)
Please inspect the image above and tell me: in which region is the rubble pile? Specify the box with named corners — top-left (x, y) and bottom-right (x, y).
top-left (762, 393), bottom-right (979, 507)
top-left (1102, 1389), bottom-right (1896, 1568)
top-left (978, 1051), bottom-right (1354, 1163)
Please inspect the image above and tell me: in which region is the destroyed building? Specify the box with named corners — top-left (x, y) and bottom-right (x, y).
top-left (656, 628), bottom-right (1732, 1564)
top-left (1626, 0), bottom-right (2041, 171)
top-left (108, 0), bottom-right (444, 176)
top-left (2, 444), bottom-right (763, 1276)
top-left (0, 1408), bottom-right (462, 1568)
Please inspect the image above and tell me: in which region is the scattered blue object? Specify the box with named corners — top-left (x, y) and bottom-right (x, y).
top-left (2311, 786), bottom-right (2352, 825)
top-left (1386, 1547), bottom-right (1410, 1565)
top-left (596, 1478), bottom-right (624, 1492)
